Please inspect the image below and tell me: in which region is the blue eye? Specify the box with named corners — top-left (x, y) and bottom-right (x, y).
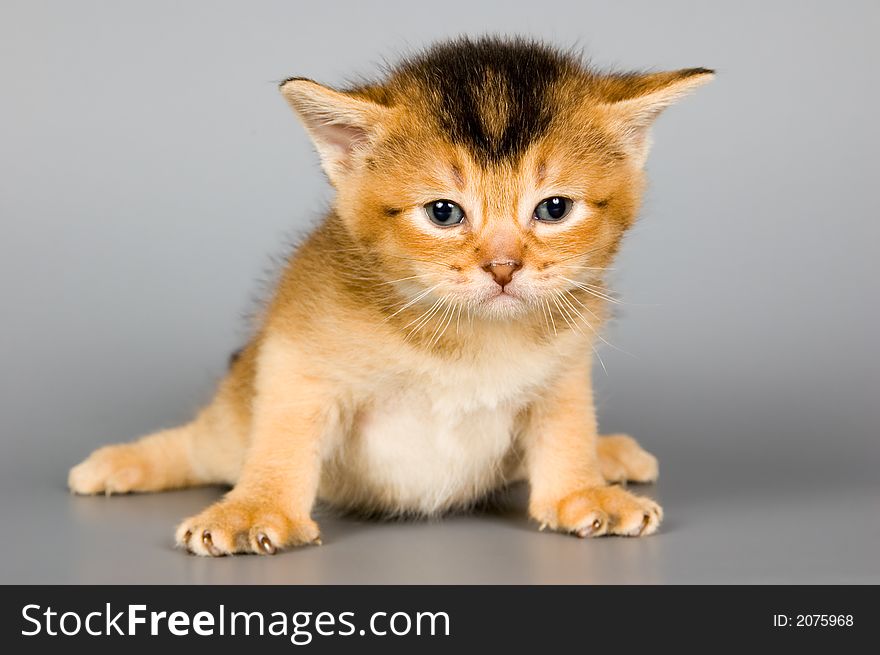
top-left (425, 200), bottom-right (465, 227)
top-left (534, 196), bottom-right (572, 222)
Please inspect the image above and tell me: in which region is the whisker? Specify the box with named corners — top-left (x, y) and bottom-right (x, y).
top-left (553, 292), bottom-right (586, 337)
top-left (536, 297), bottom-right (551, 336)
top-left (565, 290), bottom-right (631, 354)
top-left (331, 246), bottom-right (455, 271)
top-left (562, 277), bottom-right (621, 305)
top-left (563, 289), bottom-right (601, 320)
top-left (402, 296), bottom-right (443, 333)
top-left (428, 299), bottom-right (457, 348)
top-left (406, 295), bottom-right (448, 339)
top-left (377, 273), bottom-right (436, 286)
top-left (562, 292), bottom-right (615, 373)
top-left (381, 253), bottom-right (456, 270)
top-left (553, 245), bottom-right (609, 265)
top-left (551, 295), bottom-right (572, 333)
top-left (543, 298), bottom-right (557, 336)
top-left (385, 284), bottom-right (440, 320)
top-left (556, 290), bottom-right (588, 332)
top-left (592, 342), bottom-right (609, 376)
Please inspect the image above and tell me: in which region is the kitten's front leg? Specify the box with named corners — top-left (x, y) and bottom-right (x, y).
top-left (526, 362), bottom-right (662, 538)
top-left (176, 336), bottom-right (328, 556)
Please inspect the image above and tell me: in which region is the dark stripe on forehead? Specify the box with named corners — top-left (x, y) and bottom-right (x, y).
top-left (398, 38), bottom-right (572, 164)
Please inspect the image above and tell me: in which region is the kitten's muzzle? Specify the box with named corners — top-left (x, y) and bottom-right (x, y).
top-left (481, 260), bottom-right (522, 288)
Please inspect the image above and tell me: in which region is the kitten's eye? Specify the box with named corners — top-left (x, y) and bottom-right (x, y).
top-left (424, 200), bottom-right (465, 227)
top-left (534, 196), bottom-right (573, 222)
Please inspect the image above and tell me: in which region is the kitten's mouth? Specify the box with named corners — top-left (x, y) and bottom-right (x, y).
top-left (462, 284), bottom-right (528, 316)
top-left (481, 286), bottom-right (523, 307)
top-left (477, 290), bottom-right (529, 319)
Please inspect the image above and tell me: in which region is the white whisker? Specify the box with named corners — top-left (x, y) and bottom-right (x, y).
top-left (543, 298), bottom-right (557, 336)
top-left (378, 273), bottom-right (436, 286)
top-left (428, 300), bottom-right (458, 348)
top-left (386, 284), bottom-right (440, 320)
top-left (404, 296), bottom-right (445, 334)
top-left (561, 277), bottom-right (621, 305)
top-left (562, 289), bottom-right (631, 356)
top-left (553, 292), bottom-right (586, 337)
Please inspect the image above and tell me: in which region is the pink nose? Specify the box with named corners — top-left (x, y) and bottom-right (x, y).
top-left (482, 260), bottom-right (522, 288)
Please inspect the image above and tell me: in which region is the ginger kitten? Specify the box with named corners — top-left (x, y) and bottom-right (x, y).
top-left (69, 37), bottom-right (713, 556)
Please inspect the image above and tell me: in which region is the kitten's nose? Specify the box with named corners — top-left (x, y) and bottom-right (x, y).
top-left (482, 260), bottom-right (522, 288)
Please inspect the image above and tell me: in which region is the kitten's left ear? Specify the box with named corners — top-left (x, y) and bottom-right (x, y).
top-left (279, 78), bottom-right (389, 186)
top-left (600, 68), bottom-right (714, 167)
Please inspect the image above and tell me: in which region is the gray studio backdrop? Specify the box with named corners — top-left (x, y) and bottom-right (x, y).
top-left (1, 1), bottom-right (877, 583)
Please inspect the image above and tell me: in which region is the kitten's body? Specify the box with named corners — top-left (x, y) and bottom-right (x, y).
top-left (315, 289), bottom-right (571, 516)
top-left (69, 38), bottom-right (712, 555)
top-left (188, 214), bottom-right (588, 516)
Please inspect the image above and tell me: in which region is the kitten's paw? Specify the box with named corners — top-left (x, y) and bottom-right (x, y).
top-left (68, 444), bottom-right (150, 495)
top-left (175, 498), bottom-right (321, 557)
top-left (534, 486), bottom-right (663, 538)
top-left (597, 434), bottom-right (659, 484)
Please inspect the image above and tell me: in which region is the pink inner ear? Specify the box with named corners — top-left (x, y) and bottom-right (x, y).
top-left (319, 121), bottom-right (368, 158)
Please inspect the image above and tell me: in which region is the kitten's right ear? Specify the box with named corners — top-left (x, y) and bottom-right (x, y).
top-left (279, 78), bottom-right (388, 186)
top-left (599, 68), bottom-right (715, 168)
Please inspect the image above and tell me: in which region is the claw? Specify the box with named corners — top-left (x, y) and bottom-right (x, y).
top-left (538, 522), bottom-right (548, 532)
top-left (312, 536), bottom-right (322, 546)
top-left (575, 517), bottom-right (604, 538)
top-left (202, 530), bottom-right (221, 557)
top-left (638, 513), bottom-right (651, 535)
top-left (183, 530), bottom-right (192, 549)
top-left (257, 532), bottom-right (276, 555)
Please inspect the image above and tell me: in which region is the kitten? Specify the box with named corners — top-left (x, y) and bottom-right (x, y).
top-left (69, 37), bottom-right (713, 556)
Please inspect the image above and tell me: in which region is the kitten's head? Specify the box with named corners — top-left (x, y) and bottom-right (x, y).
top-left (280, 37), bottom-right (712, 321)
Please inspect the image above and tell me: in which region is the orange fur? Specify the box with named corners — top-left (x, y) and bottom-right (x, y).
top-left (68, 38), bottom-right (712, 555)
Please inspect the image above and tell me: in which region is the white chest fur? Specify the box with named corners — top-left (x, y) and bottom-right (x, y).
top-left (318, 334), bottom-right (570, 515)
top-left (349, 387), bottom-right (522, 513)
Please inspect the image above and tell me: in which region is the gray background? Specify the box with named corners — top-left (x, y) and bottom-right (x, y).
top-left (1, 0), bottom-right (877, 584)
